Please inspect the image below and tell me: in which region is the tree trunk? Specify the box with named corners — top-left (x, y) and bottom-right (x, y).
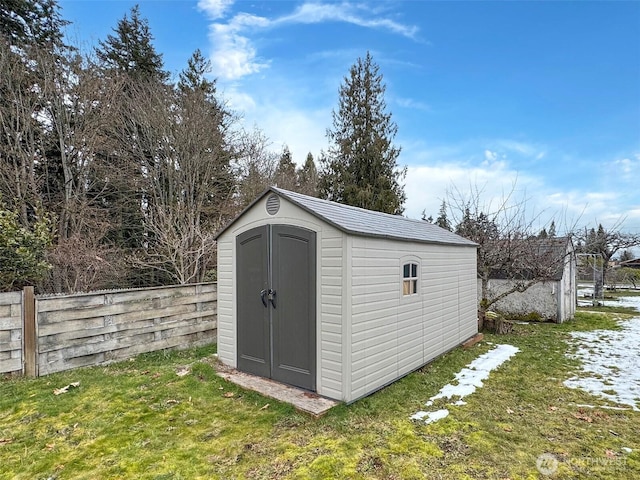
top-left (594, 268), bottom-right (604, 301)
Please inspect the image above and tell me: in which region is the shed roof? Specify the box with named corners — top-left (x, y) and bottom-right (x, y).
top-left (216, 187), bottom-right (477, 247)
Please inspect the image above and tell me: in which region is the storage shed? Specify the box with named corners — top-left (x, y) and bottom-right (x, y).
top-left (483, 237), bottom-right (576, 323)
top-left (215, 187), bottom-right (478, 403)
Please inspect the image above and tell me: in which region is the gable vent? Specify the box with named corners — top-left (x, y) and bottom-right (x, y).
top-left (266, 194), bottom-right (280, 215)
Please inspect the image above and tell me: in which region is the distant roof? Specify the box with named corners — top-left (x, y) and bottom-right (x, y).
top-left (620, 258), bottom-right (640, 268)
top-left (216, 187), bottom-right (477, 247)
top-left (489, 236), bottom-right (574, 281)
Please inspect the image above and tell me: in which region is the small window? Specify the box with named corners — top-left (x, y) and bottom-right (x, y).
top-left (402, 262), bottom-right (418, 296)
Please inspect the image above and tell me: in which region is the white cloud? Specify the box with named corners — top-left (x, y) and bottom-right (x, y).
top-left (489, 139), bottom-right (546, 161)
top-left (201, 1), bottom-right (418, 81)
top-left (260, 107), bottom-right (329, 165)
top-left (232, 94), bottom-right (330, 166)
top-left (395, 96), bottom-right (431, 112)
top-left (398, 139), bottom-right (640, 233)
top-left (480, 149), bottom-right (507, 169)
top-left (483, 149), bottom-right (498, 163)
top-left (197, 0), bottom-right (234, 19)
top-left (274, 2), bottom-right (418, 39)
top-left (221, 85), bottom-right (256, 112)
top-left (544, 190), bottom-right (639, 232)
top-left (611, 153), bottom-right (640, 179)
top-left (627, 208), bottom-right (640, 227)
top-left (403, 161), bottom-right (531, 221)
top-left (208, 19), bottom-right (269, 80)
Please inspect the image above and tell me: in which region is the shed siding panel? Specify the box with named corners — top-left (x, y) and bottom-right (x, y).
top-left (216, 236), bottom-right (235, 366)
top-left (348, 238), bottom-right (477, 401)
top-left (320, 228), bottom-right (345, 399)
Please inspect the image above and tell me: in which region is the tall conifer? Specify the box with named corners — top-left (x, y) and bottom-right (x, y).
top-left (319, 52), bottom-right (406, 214)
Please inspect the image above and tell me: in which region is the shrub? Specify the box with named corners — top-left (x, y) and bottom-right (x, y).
top-left (0, 203), bottom-right (53, 291)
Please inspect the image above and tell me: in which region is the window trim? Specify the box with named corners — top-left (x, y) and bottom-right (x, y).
top-left (401, 260), bottom-right (419, 297)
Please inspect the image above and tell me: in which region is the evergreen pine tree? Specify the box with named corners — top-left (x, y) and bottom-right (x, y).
top-left (176, 48), bottom-right (234, 219)
top-left (619, 249), bottom-right (633, 262)
top-left (95, 5), bottom-right (168, 82)
top-left (421, 211), bottom-right (433, 223)
top-left (92, 5), bottom-right (169, 277)
top-left (319, 52), bottom-right (406, 214)
top-left (297, 153), bottom-right (318, 196)
top-left (178, 49), bottom-right (216, 97)
top-left (274, 146), bottom-right (297, 191)
top-left (435, 200), bottom-right (451, 231)
top-left (0, 0), bottom-right (71, 228)
top-left (1, 0), bottom-right (67, 48)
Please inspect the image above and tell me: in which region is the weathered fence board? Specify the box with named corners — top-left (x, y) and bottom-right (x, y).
top-left (38, 310), bottom-right (218, 353)
top-left (0, 292), bottom-right (23, 375)
top-left (36, 283), bottom-right (217, 376)
top-left (1, 283), bottom-right (218, 378)
top-left (38, 291), bottom-right (216, 324)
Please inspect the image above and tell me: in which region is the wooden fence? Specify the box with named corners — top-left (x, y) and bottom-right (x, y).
top-left (0, 283), bottom-right (217, 377)
top-left (0, 291), bottom-right (23, 375)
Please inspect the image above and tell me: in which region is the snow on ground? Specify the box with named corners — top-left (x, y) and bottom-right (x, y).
top-left (577, 285), bottom-right (640, 308)
top-left (615, 295), bottom-right (640, 311)
top-left (411, 344), bottom-right (520, 424)
top-left (564, 294), bottom-right (640, 411)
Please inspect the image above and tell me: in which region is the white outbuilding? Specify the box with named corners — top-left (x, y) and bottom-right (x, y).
top-left (215, 187), bottom-right (478, 403)
top-left (483, 237), bottom-right (577, 323)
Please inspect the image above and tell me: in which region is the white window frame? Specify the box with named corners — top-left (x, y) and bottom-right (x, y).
top-left (402, 260), bottom-right (419, 296)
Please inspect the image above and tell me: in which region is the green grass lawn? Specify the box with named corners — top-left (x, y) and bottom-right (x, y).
top-left (1, 312), bottom-right (639, 479)
top-left (606, 289), bottom-right (640, 297)
top-left (578, 304), bottom-right (639, 315)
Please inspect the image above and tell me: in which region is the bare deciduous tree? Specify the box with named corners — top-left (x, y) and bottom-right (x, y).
top-left (1, 37), bottom-right (137, 292)
top-left (606, 267), bottom-right (640, 290)
top-left (112, 79), bottom-right (235, 284)
top-left (233, 128), bottom-right (278, 209)
top-left (45, 231), bottom-right (124, 293)
top-left (0, 39), bottom-right (45, 225)
top-left (446, 183), bottom-right (575, 329)
top-left (576, 222), bottom-right (640, 297)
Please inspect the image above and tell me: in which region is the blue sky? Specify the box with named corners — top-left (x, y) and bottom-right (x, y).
top-left (60, 0), bottom-right (640, 238)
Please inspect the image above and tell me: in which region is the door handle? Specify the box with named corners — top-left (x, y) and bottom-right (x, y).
top-left (268, 289), bottom-right (276, 309)
top-left (260, 289), bottom-right (268, 307)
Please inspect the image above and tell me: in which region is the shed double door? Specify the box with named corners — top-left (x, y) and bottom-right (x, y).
top-left (236, 225), bottom-right (316, 391)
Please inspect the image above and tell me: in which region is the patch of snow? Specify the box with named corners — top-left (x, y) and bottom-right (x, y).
top-left (564, 295), bottom-right (640, 411)
top-left (411, 409), bottom-right (449, 424)
top-left (616, 295), bottom-right (640, 311)
top-left (578, 287), bottom-right (640, 309)
top-left (578, 287), bottom-right (594, 297)
top-left (411, 344), bottom-right (520, 424)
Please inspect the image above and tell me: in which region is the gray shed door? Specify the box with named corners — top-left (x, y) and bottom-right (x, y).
top-left (236, 225), bottom-right (316, 391)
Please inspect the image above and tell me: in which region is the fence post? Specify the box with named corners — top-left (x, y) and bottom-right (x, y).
top-left (23, 286), bottom-right (37, 377)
